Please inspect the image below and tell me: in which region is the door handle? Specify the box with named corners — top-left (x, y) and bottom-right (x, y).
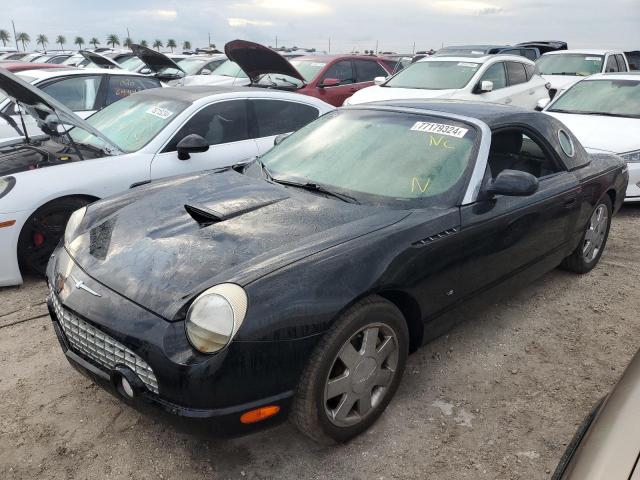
top-left (564, 197), bottom-right (577, 208)
top-left (504, 97), bottom-right (513, 104)
top-left (529, 90), bottom-right (535, 95)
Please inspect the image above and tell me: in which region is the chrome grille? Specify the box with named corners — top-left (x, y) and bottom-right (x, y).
top-left (49, 288), bottom-right (159, 394)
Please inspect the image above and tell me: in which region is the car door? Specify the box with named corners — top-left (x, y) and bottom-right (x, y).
top-left (149, 99), bottom-right (259, 180)
top-left (314, 60), bottom-right (356, 106)
top-left (475, 61), bottom-right (510, 104)
top-left (249, 99), bottom-right (321, 155)
top-left (505, 61), bottom-right (541, 109)
top-left (457, 127), bottom-right (581, 296)
top-left (353, 59), bottom-right (391, 92)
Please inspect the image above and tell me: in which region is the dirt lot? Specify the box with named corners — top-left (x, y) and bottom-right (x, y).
top-left (1, 205), bottom-right (639, 480)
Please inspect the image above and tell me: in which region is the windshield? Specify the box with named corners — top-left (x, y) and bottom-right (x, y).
top-left (69, 94), bottom-right (190, 153)
top-left (435, 47), bottom-right (488, 57)
top-left (536, 54), bottom-right (604, 76)
top-left (384, 61), bottom-right (481, 90)
top-left (290, 59), bottom-right (326, 81)
top-left (548, 79), bottom-right (640, 118)
top-left (176, 58), bottom-right (206, 75)
top-left (260, 109), bottom-right (477, 206)
top-left (210, 60), bottom-right (248, 78)
top-left (121, 56), bottom-right (145, 72)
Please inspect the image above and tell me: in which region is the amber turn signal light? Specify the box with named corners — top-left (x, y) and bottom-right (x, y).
top-left (0, 220), bottom-right (16, 229)
top-left (240, 405), bottom-right (280, 424)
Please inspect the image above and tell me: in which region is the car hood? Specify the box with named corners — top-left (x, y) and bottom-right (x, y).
top-left (0, 68), bottom-right (122, 152)
top-left (225, 39), bottom-right (305, 83)
top-left (544, 111), bottom-right (640, 153)
top-left (348, 85), bottom-right (457, 104)
top-left (79, 50), bottom-right (121, 69)
top-left (130, 44), bottom-right (185, 77)
top-left (67, 169), bottom-right (408, 320)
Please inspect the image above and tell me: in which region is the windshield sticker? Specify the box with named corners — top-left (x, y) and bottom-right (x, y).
top-left (585, 57), bottom-right (601, 61)
top-left (457, 62), bottom-right (478, 68)
top-left (411, 121), bottom-right (469, 138)
top-left (429, 135), bottom-right (455, 149)
top-left (146, 106), bottom-right (174, 120)
top-left (411, 177), bottom-right (431, 193)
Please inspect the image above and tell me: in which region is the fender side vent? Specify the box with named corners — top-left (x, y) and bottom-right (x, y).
top-left (412, 227), bottom-right (459, 246)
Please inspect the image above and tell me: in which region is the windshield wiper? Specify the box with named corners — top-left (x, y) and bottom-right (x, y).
top-left (548, 72), bottom-right (587, 76)
top-left (272, 178), bottom-right (360, 204)
top-left (274, 76), bottom-right (302, 87)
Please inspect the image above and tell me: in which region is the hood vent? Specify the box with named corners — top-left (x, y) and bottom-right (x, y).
top-left (184, 204), bottom-right (224, 227)
top-left (185, 196), bottom-right (286, 227)
top-left (412, 227), bottom-right (458, 247)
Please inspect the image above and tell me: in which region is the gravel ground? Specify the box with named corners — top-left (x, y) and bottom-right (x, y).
top-left (1, 204), bottom-right (639, 480)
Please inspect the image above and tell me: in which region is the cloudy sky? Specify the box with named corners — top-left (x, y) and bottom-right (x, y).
top-left (3, 0), bottom-right (639, 53)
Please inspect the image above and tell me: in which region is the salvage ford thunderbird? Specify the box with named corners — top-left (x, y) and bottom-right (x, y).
top-left (47, 101), bottom-right (628, 443)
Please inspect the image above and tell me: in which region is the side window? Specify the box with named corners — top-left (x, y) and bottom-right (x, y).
top-left (500, 48), bottom-right (522, 57)
top-left (165, 100), bottom-right (249, 151)
top-left (523, 63), bottom-right (535, 80)
top-left (321, 60), bottom-right (354, 85)
top-left (487, 129), bottom-right (563, 180)
top-left (40, 75), bottom-right (101, 111)
top-left (480, 62), bottom-right (507, 90)
top-left (615, 55), bottom-right (628, 72)
top-left (252, 100), bottom-right (319, 137)
top-left (354, 60), bottom-right (389, 83)
top-left (506, 62), bottom-right (528, 86)
top-left (523, 49), bottom-right (538, 61)
top-left (104, 76), bottom-right (161, 106)
top-left (605, 55), bottom-right (619, 72)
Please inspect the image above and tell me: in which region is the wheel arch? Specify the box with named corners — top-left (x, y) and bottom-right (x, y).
top-left (377, 289), bottom-right (424, 353)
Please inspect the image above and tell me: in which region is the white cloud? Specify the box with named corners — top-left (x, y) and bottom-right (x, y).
top-left (228, 17), bottom-right (275, 27)
top-left (430, 1), bottom-right (505, 15)
top-left (133, 9), bottom-right (177, 19)
top-left (230, 0), bottom-right (333, 16)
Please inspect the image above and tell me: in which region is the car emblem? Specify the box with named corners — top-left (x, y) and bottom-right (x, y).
top-left (70, 274), bottom-right (102, 297)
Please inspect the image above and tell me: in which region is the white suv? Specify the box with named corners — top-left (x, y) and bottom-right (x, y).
top-left (344, 55), bottom-right (549, 109)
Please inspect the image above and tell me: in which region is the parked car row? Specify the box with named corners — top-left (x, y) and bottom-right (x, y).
top-left (0, 36), bottom-right (637, 455)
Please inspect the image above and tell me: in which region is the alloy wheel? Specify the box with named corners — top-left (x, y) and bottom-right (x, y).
top-left (582, 204), bottom-right (608, 263)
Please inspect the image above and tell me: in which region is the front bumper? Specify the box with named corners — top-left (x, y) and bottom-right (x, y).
top-left (0, 209), bottom-right (30, 287)
top-left (46, 247), bottom-right (318, 435)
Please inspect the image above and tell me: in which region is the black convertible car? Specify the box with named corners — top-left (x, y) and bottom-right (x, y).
top-left (47, 101), bottom-right (628, 443)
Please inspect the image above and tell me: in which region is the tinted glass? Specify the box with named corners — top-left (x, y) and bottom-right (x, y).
top-left (120, 56), bottom-right (145, 72)
top-left (321, 61), bottom-right (354, 85)
top-left (548, 79), bottom-right (640, 118)
top-left (385, 61), bottom-right (481, 89)
top-left (480, 63), bottom-right (507, 90)
top-left (41, 75), bottom-right (101, 111)
top-left (252, 100), bottom-right (319, 137)
top-left (290, 59), bottom-right (328, 81)
top-left (615, 55), bottom-right (627, 72)
top-left (535, 54), bottom-right (604, 76)
top-left (354, 60), bottom-right (388, 82)
top-left (211, 60), bottom-right (248, 78)
top-left (488, 130), bottom-right (562, 179)
top-left (524, 63), bottom-right (535, 80)
top-left (523, 49), bottom-right (538, 61)
top-left (260, 110), bottom-right (477, 206)
top-left (167, 100), bottom-right (249, 150)
top-left (605, 55), bottom-right (619, 72)
top-left (506, 62), bottom-right (528, 85)
top-left (104, 76), bottom-right (161, 106)
top-left (176, 58), bottom-right (207, 75)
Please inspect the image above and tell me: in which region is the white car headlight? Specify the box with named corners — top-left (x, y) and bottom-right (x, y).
top-left (0, 176), bottom-right (16, 200)
top-left (64, 206), bottom-right (87, 246)
top-left (621, 150), bottom-right (640, 163)
top-left (186, 283), bottom-right (248, 354)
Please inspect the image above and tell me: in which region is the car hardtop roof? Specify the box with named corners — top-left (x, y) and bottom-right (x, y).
top-left (440, 44), bottom-right (510, 50)
top-left (543, 49), bottom-right (622, 56)
top-left (16, 67), bottom-right (151, 80)
top-left (291, 54), bottom-right (385, 62)
top-left (352, 99), bottom-right (535, 127)
top-left (132, 84), bottom-right (320, 102)
top-left (418, 54), bottom-right (534, 64)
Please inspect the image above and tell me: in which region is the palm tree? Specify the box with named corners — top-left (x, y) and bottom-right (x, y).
top-left (89, 37), bottom-right (100, 48)
top-left (182, 40), bottom-right (191, 51)
top-left (106, 34), bottom-right (119, 48)
top-left (36, 34), bottom-right (48, 52)
top-left (16, 32), bottom-right (30, 51)
top-left (166, 39), bottom-right (176, 53)
top-left (0, 30), bottom-right (10, 47)
top-left (74, 36), bottom-right (85, 49)
top-left (56, 35), bottom-right (66, 50)
top-left (140, 40), bottom-right (148, 48)
top-left (123, 37), bottom-right (133, 49)
top-left (152, 39), bottom-right (163, 51)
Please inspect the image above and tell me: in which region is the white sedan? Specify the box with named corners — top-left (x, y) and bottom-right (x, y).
top-left (344, 55), bottom-right (550, 109)
top-left (0, 70), bottom-right (333, 286)
top-left (0, 67), bottom-right (162, 139)
top-left (543, 72), bottom-right (640, 201)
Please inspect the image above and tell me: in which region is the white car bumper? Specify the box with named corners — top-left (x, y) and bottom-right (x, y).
top-left (626, 162), bottom-right (640, 202)
top-left (0, 210), bottom-right (30, 287)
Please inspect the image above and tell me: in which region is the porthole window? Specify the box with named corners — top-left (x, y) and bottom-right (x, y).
top-left (558, 129), bottom-right (575, 157)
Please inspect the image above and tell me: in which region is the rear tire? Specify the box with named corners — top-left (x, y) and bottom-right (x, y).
top-left (18, 197), bottom-right (92, 276)
top-left (561, 195), bottom-right (612, 274)
top-left (291, 295), bottom-right (409, 444)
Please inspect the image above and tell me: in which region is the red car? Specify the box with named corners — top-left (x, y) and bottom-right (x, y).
top-left (0, 62), bottom-right (77, 73)
top-left (226, 40), bottom-right (393, 107)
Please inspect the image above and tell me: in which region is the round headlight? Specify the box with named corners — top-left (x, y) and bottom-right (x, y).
top-left (185, 283), bottom-right (248, 354)
top-left (64, 206), bottom-right (87, 246)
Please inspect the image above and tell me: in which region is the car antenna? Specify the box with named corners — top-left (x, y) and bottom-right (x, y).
top-left (15, 101), bottom-right (31, 143)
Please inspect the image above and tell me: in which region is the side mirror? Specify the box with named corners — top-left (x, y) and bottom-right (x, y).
top-left (201, 69), bottom-right (211, 75)
top-left (484, 170), bottom-right (539, 197)
top-left (477, 80), bottom-right (493, 93)
top-left (373, 76), bottom-right (387, 86)
top-left (535, 98), bottom-right (550, 111)
top-left (177, 134), bottom-right (209, 160)
top-left (140, 67), bottom-right (152, 75)
top-left (320, 77), bottom-right (340, 88)
top-left (274, 132), bottom-right (291, 146)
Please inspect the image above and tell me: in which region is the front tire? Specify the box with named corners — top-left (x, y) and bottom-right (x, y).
top-left (291, 295), bottom-right (409, 444)
top-left (561, 195), bottom-right (612, 274)
top-left (18, 197), bottom-right (92, 276)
